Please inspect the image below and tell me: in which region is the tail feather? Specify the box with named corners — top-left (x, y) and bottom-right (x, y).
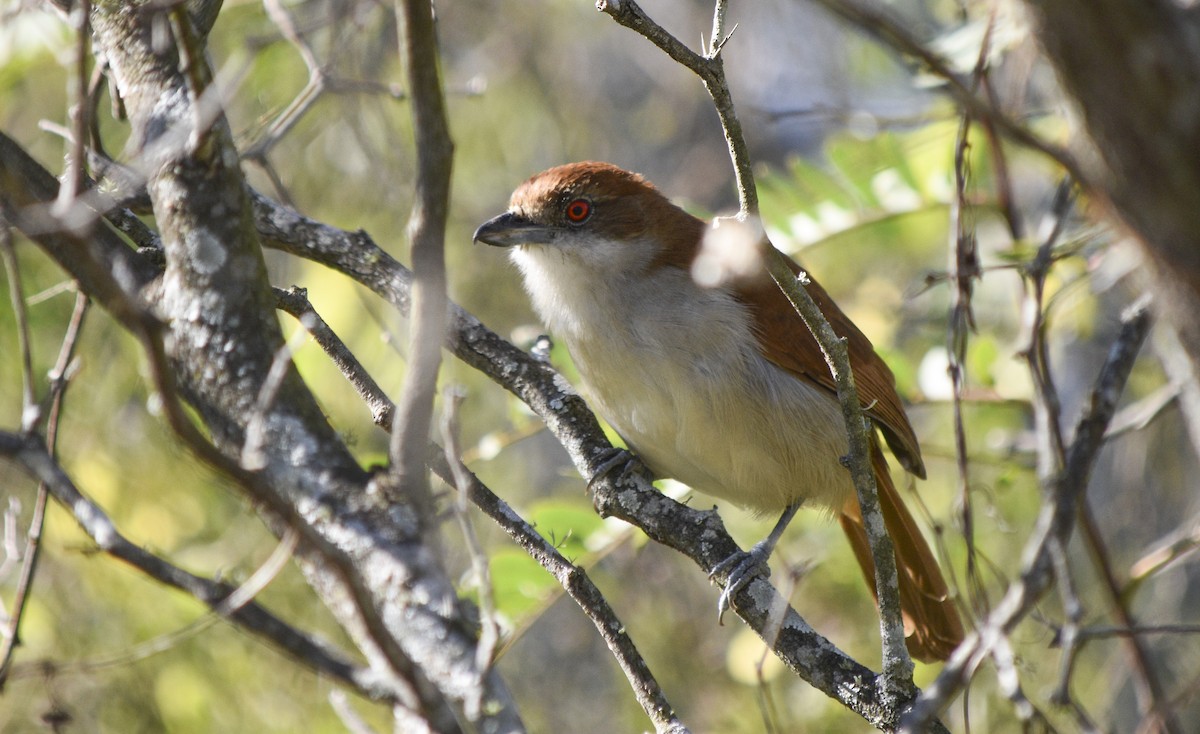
top-left (839, 443), bottom-right (964, 662)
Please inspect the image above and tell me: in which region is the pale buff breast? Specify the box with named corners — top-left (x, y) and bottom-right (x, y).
top-left (513, 245), bottom-right (856, 514)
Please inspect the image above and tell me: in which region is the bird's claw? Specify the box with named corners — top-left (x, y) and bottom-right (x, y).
top-left (586, 446), bottom-right (647, 493)
top-left (709, 542), bottom-right (773, 624)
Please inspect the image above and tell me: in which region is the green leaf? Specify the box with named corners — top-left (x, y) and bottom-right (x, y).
top-left (526, 498), bottom-right (606, 559)
top-left (487, 550), bottom-right (556, 620)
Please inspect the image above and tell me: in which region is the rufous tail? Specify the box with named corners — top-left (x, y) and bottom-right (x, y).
top-left (839, 443), bottom-right (964, 662)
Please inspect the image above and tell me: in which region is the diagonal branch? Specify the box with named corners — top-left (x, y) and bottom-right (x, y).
top-left (802, 0), bottom-right (1087, 185)
top-left (250, 189), bottom-right (941, 732)
top-left (0, 432), bottom-right (392, 700)
top-left (274, 282), bottom-right (691, 734)
top-left (903, 297), bottom-right (1152, 730)
top-left (600, 0), bottom-right (916, 701)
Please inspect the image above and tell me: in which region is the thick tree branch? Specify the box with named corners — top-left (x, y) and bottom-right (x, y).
top-left (273, 284), bottom-right (691, 733)
top-left (2, 183), bottom-right (446, 718)
top-left (0, 431), bottom-right (392, 700)
top-left (4, 0), bottom-right (519, 724)
top-left (249, 190), bottom-right (943, 732)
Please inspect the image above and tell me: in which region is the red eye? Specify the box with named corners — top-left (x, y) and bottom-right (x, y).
top-left (565, 198), bottom-right (592, 224)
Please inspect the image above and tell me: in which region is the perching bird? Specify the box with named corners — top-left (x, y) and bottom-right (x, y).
top-left (474, 162), bottom-right (963, 661)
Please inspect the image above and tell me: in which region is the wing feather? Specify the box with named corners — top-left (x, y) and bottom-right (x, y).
top-left (732, 249), bottom-right (926, 478)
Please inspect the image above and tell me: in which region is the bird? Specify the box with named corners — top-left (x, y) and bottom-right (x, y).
top-left (473, 161), bottom-right (964, 662)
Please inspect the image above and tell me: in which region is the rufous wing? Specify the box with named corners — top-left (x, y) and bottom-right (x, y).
top-left (732, 248), bottom-right (926, 479)
top-left (734, 245), bottom-right (962, 659)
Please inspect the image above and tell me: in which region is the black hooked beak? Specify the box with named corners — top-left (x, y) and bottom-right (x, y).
top-left (473, 211), bottom-right (557, 248)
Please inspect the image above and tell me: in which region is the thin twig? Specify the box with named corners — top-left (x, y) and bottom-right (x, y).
top-left (330, 689), bottom-right (381, 734)
top-left (978, 75), bottom-right (1024, 242)
top-left (904, 298), bottom-right (1152, 730)
top-left (386, 0), bottom-right (453, 524)
top-left (1049, 536), bottom-right (1083, 706)
top-left (428, 452), bottom-right (692, 734)
top-left (1078, 500), bottom-right (1179, 734)
top-left (438, 388), bottom-right (499, 717)
top-left (947, 109), bottom-right (984, 618)
top-left (216, 528), bottom-right (300, 615)
top-left (1020, 178), bottom-right (1073, 483)
top-left (600, 0), bottom-right (915, 698)
top-left (802, 0), bottom-right (1087, 186)
top-left (1127, 518), bottom-right (1200, 596)
top-left (0, 432), bottom-right (389, 700)
top-left (1021, 182), bottom-right (1177, 733)
top-left (242, 312), bottom-right (317, 470)
top-left (274, 286), bottom-right (394, 427)
top-left (0, 213), bottom-right (38, 430)
top-left (1075, 624), bottom-right (1200, 640)
top-left (0, 290), bottom-right (89, 689)
top-left (273, 280), bottom-right (690, 733)
top-left (597, 0), bottom-right (756, 213)
top-left (52, 0), bottom-right (90, 217)
top-left (242, 0), bottom-right (324, 163)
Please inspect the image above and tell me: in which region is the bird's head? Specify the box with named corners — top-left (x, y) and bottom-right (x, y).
top-left (473, 162), bottom-right (704, 276)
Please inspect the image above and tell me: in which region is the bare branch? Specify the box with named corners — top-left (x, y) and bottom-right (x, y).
top-left (0, 290), bottom-right (88, 689)
top-left (254, 183), bottom-right (927, 729)
top-left (0, 12), bottom-right (515, 715)
top-left (439, 389), bottom-right (500, 719)
top-left (803, 0), bottom-right (1087, 185)
top-left (597, 0), bottom-right (756, 212)
top-left (1128, 518), bottom-right (1200, 595)
top-left (272, 280), bottom-right (690, 732)
top-left (904, 297), bottom-right (1152, 730)
top-left (1020, 179), bottom-right (1176, 732)
top-left (427, 450), bottom-right (692, 734)
top-left (250, 178), bottom-right (938, 731)
top-left (386, 0), bottom-right (454, 522)
top-left (274, 286), bottom-right (395, 428)
top-left (599, 0), bottom-right (917, 702)
top-left (0, 432), bottom-right (392, 700)
top-left (243, 0), bottom-right (325, 166)
top-left (52, 0), bottom-right (90, 214)
top-left (947, 111), bottom-right (984, 613)
top-left (0, 216), bottom-right (38, 432)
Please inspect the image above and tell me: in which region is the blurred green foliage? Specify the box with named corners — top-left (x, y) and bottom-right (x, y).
top-left (1, 0), bottom-right (1189, 732)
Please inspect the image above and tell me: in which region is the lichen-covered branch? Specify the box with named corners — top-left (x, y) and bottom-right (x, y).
top-left (3, 0), bottom-right (521, 725)
top-left (249, 188), bottom-right (945, 732)
top-left (600, 0), bottom-right (917, 701)
top-left (0, 431), bottom-right (390, 701)
top-left (274, 283), bottom-right (690, 732)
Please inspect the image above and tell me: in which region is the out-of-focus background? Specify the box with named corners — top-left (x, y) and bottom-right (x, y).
top-left (1, 0), bottom-right (1195, 731)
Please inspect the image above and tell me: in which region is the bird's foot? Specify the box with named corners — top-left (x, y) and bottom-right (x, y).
top-left (708, 540), bottom-right (774, 624)
top-left (708, 503), bottom-right (801, 623)
top-left (586, 446), bottom-right (648, 493)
